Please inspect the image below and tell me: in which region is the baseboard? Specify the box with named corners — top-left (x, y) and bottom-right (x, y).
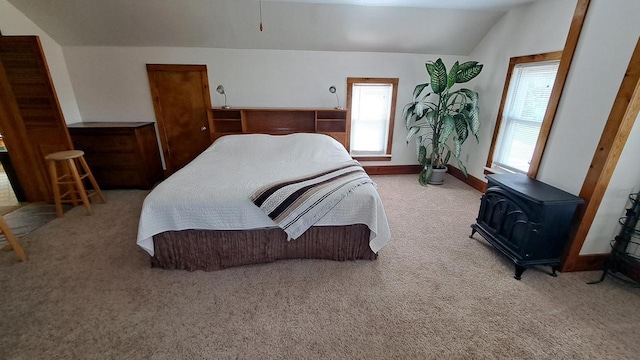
top-left (447, 166), bottom-right (487, 192)
top-left (364, 165), bottom-right (488, 194)
top-left (562, 253), bottom-right (609, 272)
top-left (363, 165), bottom-right (422, 175)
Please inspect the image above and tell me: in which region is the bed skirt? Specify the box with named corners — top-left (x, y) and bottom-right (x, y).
top-left (151, 224), bottom-right (377, 271)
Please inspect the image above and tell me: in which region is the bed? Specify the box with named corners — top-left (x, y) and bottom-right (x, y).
top-left (136, 133), bottom-right (391, 271)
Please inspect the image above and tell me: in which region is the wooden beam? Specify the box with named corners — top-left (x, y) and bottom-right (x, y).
top-left (528, 0), bottom-right (591, 178)
top-left (0, 60), bottom-right (50, 202)
top-left (570, 254), bottom-right (609, 272)
top-left (562, 37), bottom-right (640, 272)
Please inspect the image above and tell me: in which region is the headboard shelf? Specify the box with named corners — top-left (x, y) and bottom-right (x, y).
top-left (208, 107), bottom-right (350, 148)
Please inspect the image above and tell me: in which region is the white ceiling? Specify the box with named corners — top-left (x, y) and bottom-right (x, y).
top-left (6, 0), bottom-right (539, 54)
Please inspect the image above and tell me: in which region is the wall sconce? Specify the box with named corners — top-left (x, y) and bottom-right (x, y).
top-left (216, 85), bottom-right (231, 109)
top-left (329, 86), bottom-right (343, 110)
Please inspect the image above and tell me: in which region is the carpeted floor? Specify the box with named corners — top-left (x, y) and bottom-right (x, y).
top-left (0, 205), bottom-right (21, 217)
top-left (0, 203), bottom-right (69, 245)
top-left (0, 174), bottom-right (638, 359)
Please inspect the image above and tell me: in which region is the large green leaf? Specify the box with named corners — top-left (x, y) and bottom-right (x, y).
top-left (424, 110), bottom-right (438, 131)
top-left (453, 137), bottom-right (461, 158)
top-left (447, 61), bottom-right (459, 89)
top-left (430, 59), bottom-right (448, 94)
top-left (415, 101), bottom-right (425, 118)
top-left (419, 166), bottom-right (433, 186)
top-left (439, 115), bottom-right (455, 144)
top-left (425, 109), bottom-right (437, 126)
top-left (425, 63), bottom-right (435, 80)
top-left (468, 106), bottom-right (480, 141)
top-left (406, 126), bottom-right (420, 143)
top-left (420, 92), bottom-right (433, 102)
top-left (403, 103), bottom-right (416, 129)
top-left (456, 88), bottom-right (479, 106)
top-left (418, 145), bottom-right (427, 165)
top-left (456, 64), bottom-right (483, 83)
top-left (457, 61), bottom-right (479, 71)
top-left (457, 159), bottom-right (468, 178)
top-left (453, 113), bottom-right (468, 144)
top-left (413, 118), bottom-right (430, 128)
top-left (413, 83), bottom-right (429, 100)
top-left (443, 149), bottom-right (451, 165)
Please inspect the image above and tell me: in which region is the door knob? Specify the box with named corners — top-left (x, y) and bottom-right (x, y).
top-left (201, 126), bottom-right (207, 131)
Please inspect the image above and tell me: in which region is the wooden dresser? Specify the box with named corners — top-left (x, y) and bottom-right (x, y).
top-left (67, 122), bottom-right (163, 189)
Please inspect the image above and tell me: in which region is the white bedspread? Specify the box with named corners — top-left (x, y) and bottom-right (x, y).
top-left (136, 133), bottom-right (391, 256)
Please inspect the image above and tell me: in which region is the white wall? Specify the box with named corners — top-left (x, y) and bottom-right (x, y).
top-left (0, 0), bottom-right (82, 124)
top-left (536, 0), bottom-right (640, 194)
top-left (62, 46), bottom-right (464, 166)
top-left (581, 112), bottom-right (640, 254)
top-left (461, 0), bottom-right (577, 180)
top-left (465, 0), bottom-right (640, 255)
top-left (538, 0), bottom-right (640, 255)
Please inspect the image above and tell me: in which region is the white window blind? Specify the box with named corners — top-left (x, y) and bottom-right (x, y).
top-left (350, 83), bottom-right (393, 155)
top-left (493, 60), bottom-right (560, 173)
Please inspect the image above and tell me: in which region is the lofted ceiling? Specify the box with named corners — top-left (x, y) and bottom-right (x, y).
top-left (7, 0), bottom-right (539, 55)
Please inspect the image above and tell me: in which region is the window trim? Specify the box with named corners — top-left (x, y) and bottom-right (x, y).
top-left (346, 77), bottom-right (399, 161)
top-left (485, 51), bottom-right (563, 176)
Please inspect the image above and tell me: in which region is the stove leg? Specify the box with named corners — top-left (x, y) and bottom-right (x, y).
top-left (514, 265), bottom-right (526, 280)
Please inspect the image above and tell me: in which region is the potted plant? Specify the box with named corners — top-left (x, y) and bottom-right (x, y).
top-left (404, 58), bottom-right (483, 185)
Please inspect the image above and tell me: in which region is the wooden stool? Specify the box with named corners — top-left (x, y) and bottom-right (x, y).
top-left (0, 215), bottom-right (26, 262)
top-left (45, 150), bottom-right (106, 217)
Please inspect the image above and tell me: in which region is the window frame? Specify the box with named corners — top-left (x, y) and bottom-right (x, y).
top-left (346, 77), bottom-right (399, 161)
top-left (485, 51), bottom-right (563, 176)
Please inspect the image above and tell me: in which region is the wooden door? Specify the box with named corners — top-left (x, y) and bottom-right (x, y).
top-left (146, 64), bottom-right (212, 175)
top-left (0, 35), bottom-right (73, 202)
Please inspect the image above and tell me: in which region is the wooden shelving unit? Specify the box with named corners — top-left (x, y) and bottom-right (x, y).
top-left (208, 108), bottom-right (349, 149)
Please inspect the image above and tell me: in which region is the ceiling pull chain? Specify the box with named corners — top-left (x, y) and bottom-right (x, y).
top-left (259, 0), bottom-right (264, 31)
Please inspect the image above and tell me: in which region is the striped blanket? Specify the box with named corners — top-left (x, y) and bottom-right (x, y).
top-left (250, 160), bottom-right (373, 240)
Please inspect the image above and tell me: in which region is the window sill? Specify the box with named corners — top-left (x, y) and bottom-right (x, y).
top-left (484, 166), bottom-right (518, 175)
top-left (352, 155), bottom-right (392, 162)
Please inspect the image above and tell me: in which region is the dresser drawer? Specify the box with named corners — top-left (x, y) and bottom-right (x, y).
top-left (92, 168), bottom-right (146, 188)
top-left (83, 152), bottom-right (142, 169)
top-left (71, 133), bottom-right (138, 153)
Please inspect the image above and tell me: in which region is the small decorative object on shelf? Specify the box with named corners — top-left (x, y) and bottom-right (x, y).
top-left (216, 85), bottom-right (230, 109)
top-left (329, 86), bottom-right (342, 110)
top-left (589, 192), bottom-right (640, 286)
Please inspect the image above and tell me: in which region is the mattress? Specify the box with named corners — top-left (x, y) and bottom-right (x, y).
top-left (136, 133), bottom-right (391, 256)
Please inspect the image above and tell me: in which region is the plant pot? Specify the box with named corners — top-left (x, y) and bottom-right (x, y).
top-left (428, 166), bottom-right (447, 185)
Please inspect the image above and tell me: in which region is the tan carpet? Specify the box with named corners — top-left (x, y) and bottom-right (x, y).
top-left (0, 204), bottom-right (21, 217)
top-left (0, 174), bottom-right (638, 359)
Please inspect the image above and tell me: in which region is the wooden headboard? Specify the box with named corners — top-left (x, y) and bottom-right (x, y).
top-left (208, 108), bottom-right (349, 149)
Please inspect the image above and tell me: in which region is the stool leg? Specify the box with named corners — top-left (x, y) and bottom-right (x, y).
top-left (47, 160), bottom-right (64, 218)
top-left (0, 216), bottom-right (26, 262)
top-left (78, 156), bottom-right (105, 204)
top-left (67, 158), bottom-right (93, 215)
top-left (63, 161), bottom-right (79, 206)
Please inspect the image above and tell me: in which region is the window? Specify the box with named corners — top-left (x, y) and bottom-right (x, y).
top-left (347, 78), bottom-right (398, 160)
top-left (487, 52), bottom-right (561, 174)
